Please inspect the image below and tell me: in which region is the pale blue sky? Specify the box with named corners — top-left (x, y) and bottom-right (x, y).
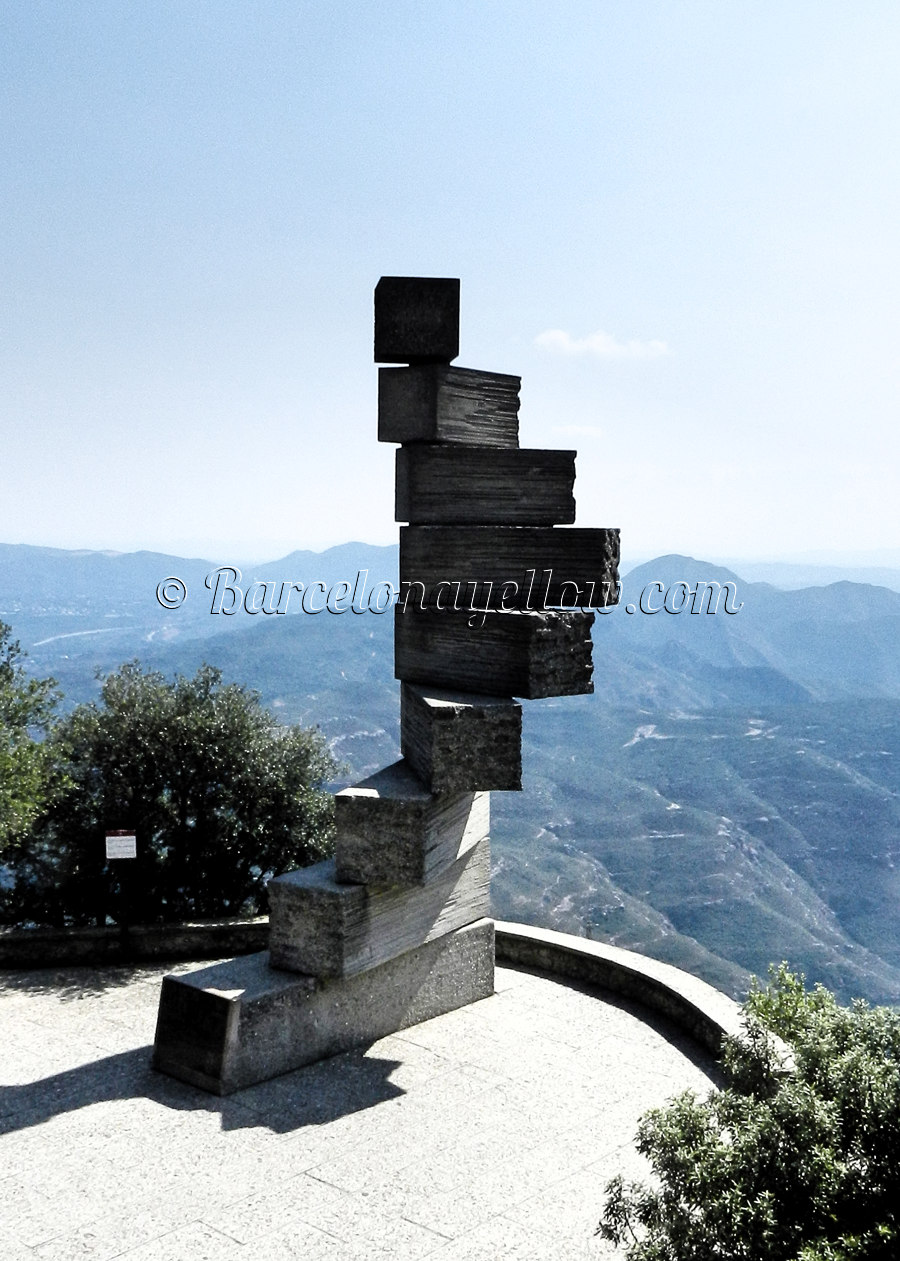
top-left (2, 2), bottom-right (898, 565)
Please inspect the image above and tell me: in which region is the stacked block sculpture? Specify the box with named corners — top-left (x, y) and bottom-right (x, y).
top-left (151, 276), bottom-right (619, 1095)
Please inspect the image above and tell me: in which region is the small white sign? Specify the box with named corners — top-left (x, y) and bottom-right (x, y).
top-left (105, 832), bottom-right (137, 860)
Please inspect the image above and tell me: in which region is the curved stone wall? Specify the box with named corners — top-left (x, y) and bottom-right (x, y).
top-left (1, 916), bottom-right (743, 1055)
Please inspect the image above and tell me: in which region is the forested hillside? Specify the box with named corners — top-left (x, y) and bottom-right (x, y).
top-left (3, 542), bottom-right (899, 1003)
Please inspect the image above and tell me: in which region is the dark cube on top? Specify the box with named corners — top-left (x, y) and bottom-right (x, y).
top-left (375, 276), bottom-right (460, 364)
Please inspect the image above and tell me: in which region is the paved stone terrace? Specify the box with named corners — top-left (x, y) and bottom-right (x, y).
top-left (1, 958), bottom-right (722, 1260)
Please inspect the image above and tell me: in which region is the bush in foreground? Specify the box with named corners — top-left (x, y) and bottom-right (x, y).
top-left (2, 660), bottom-right (339, 927)
top-left (598, 964), bottom-right (900, 1260)
top-left (0, 620), bottom-right (59, 854)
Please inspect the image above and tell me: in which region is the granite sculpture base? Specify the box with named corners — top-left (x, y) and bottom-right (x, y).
top-left (152, 918), bottom-right (495, 1095)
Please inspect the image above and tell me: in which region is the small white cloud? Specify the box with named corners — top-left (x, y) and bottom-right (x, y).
top-left (535, 328), bottom-right (669, 359)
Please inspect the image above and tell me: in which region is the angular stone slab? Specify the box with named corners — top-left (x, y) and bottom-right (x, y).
top-left (400, 525), bottom-right (619, 610)
top-left (374, 276), bottom-right (460, 364)
top-left (396, 446), bottom-right (576, 525)
top-left (269, 838), bottom-right (490, 977)
top-left (401, 684), bottom-right (522, 793)
top-left (379, 365), bottom-right (520, 446)
top-left (395, 608), bottom-right (595, 699)
top-left (335, 759), bottom-right (489, 887)
top-left (152, 918), bottom-right (495, 1095)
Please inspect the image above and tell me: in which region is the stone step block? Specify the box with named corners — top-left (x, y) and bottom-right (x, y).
top-left (334, 759), bottom-right (489, 887)
top-left (399, 525), bottom-right (619, 611)
top-left (394, 607), bottom-right (595, 699)
top-left (379, 365), bottom-right (520, 446)
top-left (152, 918), bottom-right (495, 1095)
top-left (401, 684), bottom-right (522, 793)
top-left (374, 276), bottom-right (460, 364)
top-left (395, 446), bottom-right (576, 525)
top-left (268, 837), bottom-right (491, 978)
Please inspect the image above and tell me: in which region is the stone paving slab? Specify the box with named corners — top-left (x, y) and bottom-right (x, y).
top-left (1, 958), bottom-right (722, 1259)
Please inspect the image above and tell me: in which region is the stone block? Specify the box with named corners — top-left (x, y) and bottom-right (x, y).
top-left (152, 918), bottom-right (495, 1095)
top-left (399, 525), bottom-right (620, 610)
top-left (374, 276), bottom-right (460, 364)
top-left (401, 684), bottom-right (522, 792)
top-left (268, 838), bottom-right (490, 977)
top-left (396, 446), bottom-right (576, 525)
top-left (379, 365), bottom-right (520, 446)
top-left (394, 607), bottom-right (595, 699)
top-left (334, 759), bottom-right (489, 886)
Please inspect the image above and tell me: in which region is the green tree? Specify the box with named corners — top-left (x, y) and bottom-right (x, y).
top-left (0, 620), bottom-right (59, 853)
top-left (2, 660), bottom-right (339, 927)
top-left (598, 964), bottom-right (900, 1260)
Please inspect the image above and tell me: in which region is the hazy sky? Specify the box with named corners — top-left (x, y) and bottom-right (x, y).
top-left (3, 2), bottom-right (899, 566)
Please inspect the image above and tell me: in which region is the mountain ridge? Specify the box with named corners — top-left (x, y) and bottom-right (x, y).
top-left (2, 541), bottom-right (899, 1005)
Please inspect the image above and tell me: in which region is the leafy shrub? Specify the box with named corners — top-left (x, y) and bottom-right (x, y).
top-left (598, 964), bottom-right (900, 1260)
top-left (2, 660), bottom-right (339, 926)
top-left (0, 620), bottom-right (59, 852)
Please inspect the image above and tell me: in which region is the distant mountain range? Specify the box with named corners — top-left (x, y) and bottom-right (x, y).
top-left (713, 560), bottom-right (900, 593)
top-left (2, 541), bottom-right (899, 1006)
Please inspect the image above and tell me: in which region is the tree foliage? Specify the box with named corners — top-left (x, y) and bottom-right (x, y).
top-left (598, 964), bottom-right (900, 1260)
top-left (0, 620), bottom-right (59, 853)
top-left (2, 660), bottom-right (339, 927)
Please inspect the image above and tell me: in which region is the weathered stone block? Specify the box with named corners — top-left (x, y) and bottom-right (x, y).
top-left (401, 684), bottom-right (522, 792)
top-left (152, 918), bottom-right (495, 1095)
top-left (379, 365), bottom-right (520, 446)
top-left (374, 276), bottom-right (460, 364)
top-left (394, 607), bottom-right (595, 699)
top-left (334, 759), bottom-right (489, 886)
top-left (268, 838), bottom-right (490, 977)
top-left (399, 525), bottom-right (620, 610)
top-left (396, 446), bottom-right (576, 525)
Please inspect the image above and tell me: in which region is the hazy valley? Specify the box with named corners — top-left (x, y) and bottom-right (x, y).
top-left (3, 542), bottom-right (899, 1005)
